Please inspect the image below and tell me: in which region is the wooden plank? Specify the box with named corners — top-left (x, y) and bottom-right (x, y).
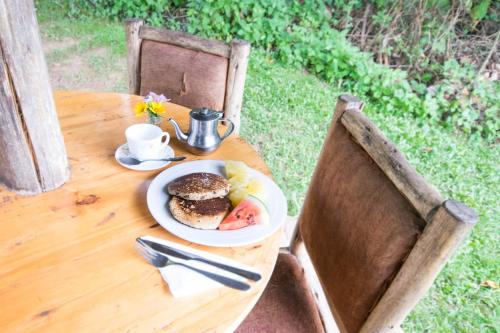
top-left (139, 26), bottom-right (231, 58)
top-left (360, 200), bottom-right (477, 333)
top-left (0, 0), bottom-right (69, 194)
top-left (0, 46), bottom-right (41, 193)
top-left (125, 19), bottom-right (144, 95)
top-left (294, 243), bottom-right (341, 333)
top-left (223, 40), bottom-right (251, 134)
top-left (341, 108), bottom-right (442, 221)
top-left (0, 91), bottom-right (281, 332)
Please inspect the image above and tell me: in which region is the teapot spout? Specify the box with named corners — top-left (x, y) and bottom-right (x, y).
top-left (168, 118), bottom-right (188, 142)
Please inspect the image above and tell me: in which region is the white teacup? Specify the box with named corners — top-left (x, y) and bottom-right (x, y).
top-left (125, 124), bottom-right (170, 161)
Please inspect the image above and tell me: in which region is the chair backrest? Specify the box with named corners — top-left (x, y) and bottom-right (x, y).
top-left (298, 95), bottom-right (477, 333)
top-left (125, 19), bottom-right (250, 134)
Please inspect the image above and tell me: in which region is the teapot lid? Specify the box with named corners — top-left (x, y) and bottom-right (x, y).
top-left (190, 108), bottom-right (222, 121)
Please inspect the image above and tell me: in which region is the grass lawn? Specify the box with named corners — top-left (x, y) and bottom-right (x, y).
top-left (36, 2), bottom-right (499, 332)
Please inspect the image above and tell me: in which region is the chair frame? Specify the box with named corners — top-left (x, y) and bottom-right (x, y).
top-left (287, 95), bottom-right (477, 333)
top-left (125, 19), bottom-right (250, 134)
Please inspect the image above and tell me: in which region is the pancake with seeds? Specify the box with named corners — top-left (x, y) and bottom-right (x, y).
top-left (168, 196), bottom-right (231, 229)
top-left (167, 172), bottom-right (230, 201)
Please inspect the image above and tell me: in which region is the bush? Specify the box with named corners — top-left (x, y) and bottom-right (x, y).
top-left (50, 0), bottom-right (499, 140)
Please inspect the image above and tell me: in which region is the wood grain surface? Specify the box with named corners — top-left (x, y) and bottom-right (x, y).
top-left (0, 91), bottom-right (281, 333)
top-left (139, 26), bottom-right (231, 58)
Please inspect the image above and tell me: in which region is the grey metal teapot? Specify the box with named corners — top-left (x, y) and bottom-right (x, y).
top-left (168, 108), bottom-right (234, 155)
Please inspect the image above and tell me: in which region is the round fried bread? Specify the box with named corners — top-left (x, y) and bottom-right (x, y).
top-left (167, 172), bottom-right (230, 201)
top-left (169, 196), bottom-right (231, 229)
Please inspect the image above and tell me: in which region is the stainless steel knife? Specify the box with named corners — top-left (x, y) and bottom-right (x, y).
top-left (138, 238), bottom-right (262, 281)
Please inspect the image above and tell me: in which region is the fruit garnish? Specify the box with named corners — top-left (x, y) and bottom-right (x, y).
top-left (245, 178), bottom-right (266, 201)
top-left (228, 173), bottom-right (250, 189)
top-left (228, 188), bottom-right (248, 207)
top-left (225, 161), bottom-right (268, 207)
top-left (225, 160), bottom-right (249, 179)
top-left (219, 195), bottom-right (270, 230)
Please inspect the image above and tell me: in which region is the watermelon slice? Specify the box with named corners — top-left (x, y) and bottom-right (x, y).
top-left (219, 195), bottom-right (270, 230)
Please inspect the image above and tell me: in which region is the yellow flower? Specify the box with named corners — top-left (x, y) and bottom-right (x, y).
top-left (134, 99), bottom-right (167, 118)
top-left (134, 102), bottom-right (147, 117)
top-left (149, 102), bottom-right (166, 116)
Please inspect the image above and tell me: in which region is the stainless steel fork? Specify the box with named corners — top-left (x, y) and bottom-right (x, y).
top-left (135, 241), bottom-right (251, 291)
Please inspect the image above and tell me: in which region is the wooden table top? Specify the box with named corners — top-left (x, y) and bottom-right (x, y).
top-left (0, 91), bottom-right (281, 332)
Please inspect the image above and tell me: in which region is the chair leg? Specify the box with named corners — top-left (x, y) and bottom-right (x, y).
top-left (290, 222), bottom-right (303, 255)
top-left (294, 243), bottom-right (341, 333)
top-left (280, 215), bottom-right (300, 250)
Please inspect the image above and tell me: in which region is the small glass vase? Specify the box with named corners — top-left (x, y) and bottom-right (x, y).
top-left (147, 113), bottom-right (163, 126)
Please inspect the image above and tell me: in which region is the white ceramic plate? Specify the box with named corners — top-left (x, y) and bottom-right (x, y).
top-left (146, 160), bottom-right (288, 247)
top-left (115, 143), bottom-right (174, 171)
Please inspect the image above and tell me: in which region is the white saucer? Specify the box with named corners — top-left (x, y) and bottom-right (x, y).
top-left (115, 143), bottom-right (175, 171)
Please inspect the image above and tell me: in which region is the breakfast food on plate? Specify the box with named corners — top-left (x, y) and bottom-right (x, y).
top-left (169, 196), bottom-right (231, 230)
top-left (167, 172), bottom-right (231, 229)
top-left (167, 172), bottom-right (230, 201)
top-left (219, 195), bottom-right (270, 230)
top-left (167, 163), bottom-right (270, 231)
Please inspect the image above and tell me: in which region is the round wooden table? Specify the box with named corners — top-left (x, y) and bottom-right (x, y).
top-left (0, 91), bottom-right (281, 332)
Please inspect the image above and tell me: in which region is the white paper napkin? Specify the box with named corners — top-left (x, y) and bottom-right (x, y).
top-left (140, 235), bottom-right (260, 298)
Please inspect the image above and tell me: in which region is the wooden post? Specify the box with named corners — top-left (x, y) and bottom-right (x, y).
top-left (0, 0), bottom-right (70, 195)
top-left (333, 94), bottom-right (364, 123)
top-left (125, 19), bottom-right (144, 95)
top-left (224, 40), bottom-right (251, 134)
top-left (360, 200), bottom-right (478, 333)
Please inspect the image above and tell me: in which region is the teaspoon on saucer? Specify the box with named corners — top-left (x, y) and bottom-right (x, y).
top-left (119, 156), bottom-right (186, 166)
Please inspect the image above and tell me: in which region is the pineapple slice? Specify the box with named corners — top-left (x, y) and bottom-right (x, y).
top-left (228, 188), bottom-right (248, 207)
top-left (228, 173), bottom-right (250, 190)
top-left (246, 178), bottom-right (266, 201)
top-left (225, 160), bottom-right (249, 179)
top-left (225, 161), bottom-right (268, 207)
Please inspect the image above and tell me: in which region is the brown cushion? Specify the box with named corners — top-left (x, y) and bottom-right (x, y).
top-left (236, 253), bottom-right (325, 333)
top-left (140, 40), bottom-right (228, 110)
top-left (300, 120), bottom-right (426, 333)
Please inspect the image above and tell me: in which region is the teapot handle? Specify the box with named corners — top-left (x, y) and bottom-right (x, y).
top-left (219, 118), bottom-right (235, 141)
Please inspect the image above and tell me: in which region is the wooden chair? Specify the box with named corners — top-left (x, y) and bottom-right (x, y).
top-left (237, 95), bottom-right (477, 333)
top-left (125, 19), bottom-right (250, 134)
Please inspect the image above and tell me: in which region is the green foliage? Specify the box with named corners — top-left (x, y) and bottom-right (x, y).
top-left (47, 0), bottom-right (499, 141)
top-left (184, 0), bottom-right (499, 140)
top-left (65, 0), bottom-right (171, 26)
top-left (471, 0), bottom-right (492, 21)
top-left (423, 60), bottom-right (500, 138)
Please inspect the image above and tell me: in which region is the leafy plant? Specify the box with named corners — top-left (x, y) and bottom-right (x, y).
top-left (471, 0), bottom-right (491, 21)
top-left (64, 0), bottom-right (171, 26)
